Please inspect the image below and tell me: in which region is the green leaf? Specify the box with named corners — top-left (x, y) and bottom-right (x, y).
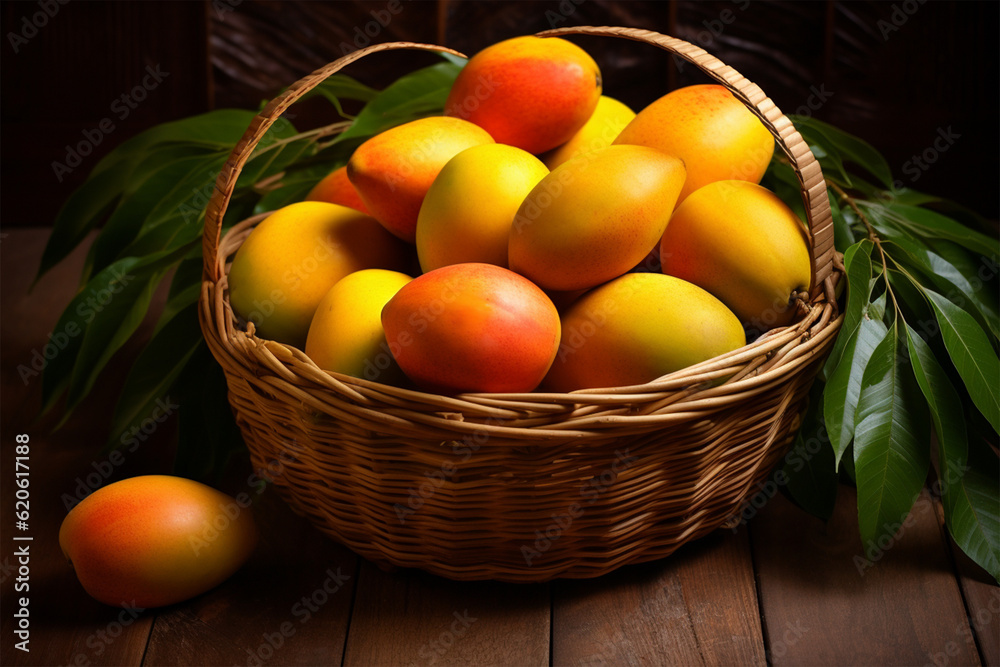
top-left (253, 163), bottom-right (339, 214)
top-left (338, 61), bottom-right (463, 141)
top-left (886, 237), bottom-right (1000, 340)
top-left (825, 317), bottom-right (888, 467)
top-left (925, 290), bottom-right (1000, 434)
top-left (38, 162), bottom-right (130, 282)
top-left (889, 188), bottom-right (942, 207)
top-left (829, 191), bottom-right (856, 252)
top-left (824, 239), bottom-right (874, 378)
top-left (791, 115), bottom-right (893, 189)
top-left (66, 268), bottom-right (170, 411)
top-left (784, 382), bottom-right (838, 521)
top-left (173, 345), bottom-right (247, 482)
top-left (906, 325), bottom-right (1000, 582)
top-left (105, 301), bottom-right (204, 452)
top-left (854, 327), bottom-right (930, 557)
top-left (40, 255), bottom-right (157, 417)
top-left (302, 74), bottom-right (379, 119)
top-left (865, 201), bottom-right (999, 258)
top-left (85, 153), bottom-right (227, 280)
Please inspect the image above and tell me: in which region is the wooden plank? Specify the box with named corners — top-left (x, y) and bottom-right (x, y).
top-left (751, 487), bottom-right (980, 666)
top-left (951, 537), bottom-right (1000, 667)
top-left (142, 489), bottom-right (359, 666)
top-left (1, 230), bottom-right (159, 666)
top-left (343, 560), bottom-right (550, 666)
top-left (552, 527), bottom-right (765, 666)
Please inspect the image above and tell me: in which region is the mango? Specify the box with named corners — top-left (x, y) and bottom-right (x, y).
top-left (416, 144), bottom-right (548, 271)
top-left (445, 36), bottom-right (601, 154)
top-left (541, 96), bottom-right (636, 170)
top-left (661, 180), bottom-right (812, 329)
top-left (544, 273), bottom-right (745, 392)
top-left (228, 202), bottom-right (410, 348)
top-left (614, 84), bottom-right (774, 202)
top-left (306, 165), bottom-right (370, 214)
top-left (59, 475), bottom-right (258, 608)
top-left (381, 263), bottom-right (560, 393)
top-left (347, 116), bottom-right (494, 242)
top-left (306, 269), bottom-right (413, 384)
top-left (509, 145), bottom-right (685, 291)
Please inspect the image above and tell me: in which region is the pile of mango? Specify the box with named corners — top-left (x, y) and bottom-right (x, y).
top-left (228, 36), bottom-right (811, 394)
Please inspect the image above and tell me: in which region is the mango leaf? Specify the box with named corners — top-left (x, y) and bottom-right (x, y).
top-left (39, 255), bottom-right (162, 417)
top-left (254, 163), bottom-right (339, 214)
top-left (825, 317), bottom-right (888, 468)
top-left (83, 153), bottom-right (227, 281)
top-left (104, 300), bottom-right (204, 452)
top-left (906, 325), bottom-right (1000, 582)
top-left (66, 267), bottom-right (170, 412)
top-left (38, 162), bottom-right (131, 283)
top-left (784, 382), bottom-right (838, 521)
top-left (889, 188), bottom-right (942, 207)
top-left (791, 115), bottom-right (893, 189)
top-left (302, 74), bottom-right (379, 119)
top-left (886, 268), bottom-right (931, 323)
top-left (864, 201), bottom-right (999, 258)
top-left (925, 290), bottom-right (1000, 434)
top-left (824, 239), bottom-right (874, 378)
top-left (173, 345), bottom-right (247, 483)
top-left (929, 240), bottom-right (1000, 341)
top-left (338, 61), bottom-right (463, 141)
top-left (854, 327), bottom-right (930, 558)
top-left (829, 191), bottom-right (856, 252)
top-left (887, 237), bottom-right (1000, 340)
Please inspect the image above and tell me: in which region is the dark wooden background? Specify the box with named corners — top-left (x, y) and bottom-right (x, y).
top-left (2, 0), bottom-right (998, 229)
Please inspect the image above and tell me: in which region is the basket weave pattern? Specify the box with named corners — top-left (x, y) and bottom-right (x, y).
top-left (199, 27), bottom-right (843, 582)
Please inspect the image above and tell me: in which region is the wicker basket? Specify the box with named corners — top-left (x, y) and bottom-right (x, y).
top-left (199, 26), bottom-right (843, 582)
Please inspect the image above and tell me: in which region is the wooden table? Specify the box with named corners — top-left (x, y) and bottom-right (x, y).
top-left (2, 229), bottom-right (997, 666)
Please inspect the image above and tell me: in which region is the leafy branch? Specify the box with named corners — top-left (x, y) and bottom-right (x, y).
top-left (764, 116), bottom-right (999, 582)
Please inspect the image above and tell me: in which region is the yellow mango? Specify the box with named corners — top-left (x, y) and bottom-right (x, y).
top-left (661, 180), bottom-right (812, 329)
top-left (416, 144), bottom-right (548, 271)
top-left (541, 96), bottom-right (636, 170)
top-left (544, 273), bottom-right (745, 392)
top-left (614, 84), bottom-right (774, 202)
top-left (509, 145), bottom-right (685, 291)
top-left (305, 269), bottom-right (413, 384)
top-left (228, 202), bottom-right (410, 348)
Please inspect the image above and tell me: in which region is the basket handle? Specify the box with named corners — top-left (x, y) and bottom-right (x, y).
top-left (539, 26), bottom-right (835, 298)
top-left (202, 42), bottom-right (467, 282)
